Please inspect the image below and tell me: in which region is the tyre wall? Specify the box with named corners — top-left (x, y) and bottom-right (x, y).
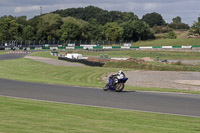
top-left (58, 57), bottom-right (105, 67)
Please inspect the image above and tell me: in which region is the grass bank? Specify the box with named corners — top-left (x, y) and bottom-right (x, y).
top-left (0, 96), bottom-right (200, 133)
top-left (134, 38), bottom-right (200, 47)
top-left (104, 61), bottom-right (200, 72)
top-left (66, 50), bottom-right (200, 60)
top-left (0, 58), bottom-right (118, 87)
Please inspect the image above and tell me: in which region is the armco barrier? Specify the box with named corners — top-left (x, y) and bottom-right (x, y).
top-left (58, 47), bottom-right (66, 49)
top-left (58, 57), bottom-right (105, 67)
top-left (93, 46), bottom-right (103, 49)
top-left (75, 46), bottom-right (84, 49)
top-left (152, 46), bottom-right (162, 48)
top-left (112, 46), bottom-right (121, 49)
top-left (172, 46), bottom-right (182, 48)
top-left (130, 46), bottom-right (139, 49)
top-left (192, 45), bottom-right (200, 48)
top-left (2, 45), bottom-right (200, 51)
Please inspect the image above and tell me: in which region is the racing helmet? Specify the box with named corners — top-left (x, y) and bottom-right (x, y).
top-left (118, 70), bottom-right (123, 74)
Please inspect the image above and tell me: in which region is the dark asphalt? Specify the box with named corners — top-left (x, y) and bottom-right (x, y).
top-left (0, 78), bottom-right (200, 117)
top-left (0, 53), bottom-right (28, 60)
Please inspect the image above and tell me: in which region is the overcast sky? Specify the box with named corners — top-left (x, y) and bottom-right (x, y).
top-left (0, 0), bottom-right (199, 25)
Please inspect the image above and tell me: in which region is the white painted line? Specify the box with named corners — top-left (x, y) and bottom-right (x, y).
top-left (0, 95), bottom-right (199, 118)
top-left (111, 58), bottom-right (129, 60)
top-left (139, 46), bottom-right (153, 49)
top-left (66, 47), bottom-right (75, 49)
top-left (103, 46), bottom-right (112, 49)
top-left (50, 47), bottom-right (58, 50)
top-left (121, 46), bottom-right (130, 49)
top-left (162, 46), bottom-right (173, 48)
top-left (83, 46), bottom-right (93, 50)
top-left (35, 47), bottom-right (42, 50)
top-left (80, 45), bottom-right (96, 47)
top-left (182, 46), bottom-right (192, 49)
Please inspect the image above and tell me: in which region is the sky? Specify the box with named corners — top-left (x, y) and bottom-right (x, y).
top-left (0, 0), bottom-right (199, 25)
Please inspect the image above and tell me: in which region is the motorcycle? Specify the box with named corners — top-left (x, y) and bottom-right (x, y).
top-left (103, 75), bottom-right (128, 92)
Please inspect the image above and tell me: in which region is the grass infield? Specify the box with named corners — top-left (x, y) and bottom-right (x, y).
top-left (30, 51), bottom-right (58, 59)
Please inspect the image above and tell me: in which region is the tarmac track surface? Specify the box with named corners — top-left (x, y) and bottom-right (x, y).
top-left (0, 78), bottom-right (200, 117)
top-left (1, 53), bottom-right (200, 117)
top-left (0, 53), bottom-right (28, 60)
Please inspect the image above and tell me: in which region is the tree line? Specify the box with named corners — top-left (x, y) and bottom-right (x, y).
top-left (0, 6), bottom-right (199, 42)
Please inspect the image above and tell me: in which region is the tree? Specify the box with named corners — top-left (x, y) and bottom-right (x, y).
top-left (121, 20), bottom-right (154, 41)
top-left (28, 16), bottom-right (40, 31)
top-left (142, 12), bottom-right (165, 27)
top-left (103, 22), bottom-right (123, 41)
top-left (169, 16), bottom-right (189, 29)
top-left (172, 16), bottom-right (181, 24)
top-left (60, 21), bottom-right (81, 40)
top-left (54, 6), bottom-right (111, 25)
top-left (189, 17), bottom-right (200, 36)
top-left (87, 19), bottom-right (103, 40)
top-left (190, 21), bottom-right (200, 35)
top-left (0, 17), bottom-right (18, 40)
top-left (62, 17), bottom-right (89, 40)
top-left (22, 25), bottom-right (35, 40)
top-left (109, 11), bottom-right (138, 24)
top-left (168, 23), bottom-right (190, 29)
top-left (13, 16), bottom-right (28, 40)
top-left (52, 6), bottom-right (138, 25)
top-left (37, 13), bottom-right (63, 40)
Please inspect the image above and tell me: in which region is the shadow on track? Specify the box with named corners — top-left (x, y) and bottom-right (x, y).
top-left (105, 90), bottom-right (136, 93)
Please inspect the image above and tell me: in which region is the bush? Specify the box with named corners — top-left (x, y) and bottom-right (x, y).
top-left (168, 23), bottom-right (190, 30)
top-left (153, 26), bottom-right (171, 34)
top-left (167, 31), bottom-right (177, 39)
top-left (172, 61), bottom-right (182, 65)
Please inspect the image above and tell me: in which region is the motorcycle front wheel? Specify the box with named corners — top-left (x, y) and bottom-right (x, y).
top-left (115, 83), bottom-right (124, 92)
top-left (103, 83), bottom-right (109, 91)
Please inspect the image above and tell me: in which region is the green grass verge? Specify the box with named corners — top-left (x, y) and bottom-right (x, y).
top-left (0, 96), bottom-right (200, 133)
top-left (174, 30), bottom-right (189, 39)
top-left (0, 50), bottom-right (5, 54)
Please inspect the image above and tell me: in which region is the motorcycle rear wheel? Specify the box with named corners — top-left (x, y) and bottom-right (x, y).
top-left (115, 83), bottom-right (124, 92)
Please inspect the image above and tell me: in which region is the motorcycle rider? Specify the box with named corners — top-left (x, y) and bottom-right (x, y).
top-left (111, 70), bottom-right (125, 86)
top-left (117, 70), bottom-right (125, 79)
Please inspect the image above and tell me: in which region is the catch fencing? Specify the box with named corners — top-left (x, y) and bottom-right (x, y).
top-left (0, 40), bottom-right (200, 50)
